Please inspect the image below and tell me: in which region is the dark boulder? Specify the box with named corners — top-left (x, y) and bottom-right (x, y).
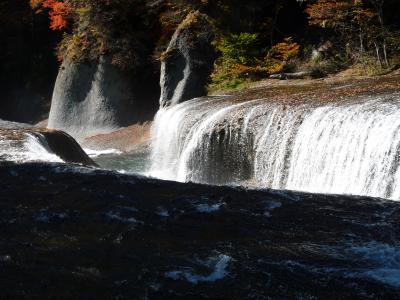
top-left (40, 129), bottom-right (97, 166)
top-left (0, 128), bottom-right (97, 166)
top-left (48, 56), bottom-right (142, 140)
top-left (159, 11), bottom-right (216, 107)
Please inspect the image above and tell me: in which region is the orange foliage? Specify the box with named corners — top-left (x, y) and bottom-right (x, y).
top-left (265, 37), bottom-right (300, 74)
top-left (231, 64), bottom-right (266, 78)
top-left (306, 0), bottom-right (352, 28)
top-left (30, 0), bottom-right (71, 31)
top-left (271, 37), bottom-right (301, 61)
top-left (306, 0), bottom-right (376, 29)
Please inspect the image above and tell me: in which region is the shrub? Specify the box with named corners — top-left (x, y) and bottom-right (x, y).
top-left (264, 37), bottom-right (301, 74)
top-left (212, 33), bottom-right (267, 84)
top-left (217, 33), bottom-right (261, 66)
top-left (210, 35), bottom-right (302, 91)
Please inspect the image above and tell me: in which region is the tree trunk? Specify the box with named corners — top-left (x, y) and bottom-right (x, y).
top-left (383, 40), bottom-right (390, 67)
top-left (359, 31), bottom-right (364, 53)
top-left (374, 41), bottom-right (383, 68)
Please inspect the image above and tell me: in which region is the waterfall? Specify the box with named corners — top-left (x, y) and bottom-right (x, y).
top-left (149, 93), bottom-right (400, 200)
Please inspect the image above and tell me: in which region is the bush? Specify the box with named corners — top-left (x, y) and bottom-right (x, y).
top-left (217, 33), bottom-right (261, 65)
top-left (210, 35), bottom-right (303, 91)
top-left (264, 37), bottom-right (300, 74)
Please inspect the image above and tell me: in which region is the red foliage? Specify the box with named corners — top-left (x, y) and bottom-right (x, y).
top-left (30, 0), bottom-right (71, 31)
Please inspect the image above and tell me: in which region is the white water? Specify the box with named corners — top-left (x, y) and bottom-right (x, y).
top-left (150, 93), bottom-right (400, 200)
top-left (0, 133), bottom-right (63, 163)
top-left (84, 148), bottom-right (123, 158)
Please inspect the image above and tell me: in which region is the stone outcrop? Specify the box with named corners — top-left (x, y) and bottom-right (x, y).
top-left (40, 129), bottom-right (97, 166)
top-left (159, 11), bottom-right (216, 107)
top-left (48, 56), bottom-right (140, 140)
top-left (0, 162), bottom-right (399, 299)
top-left (0, 128), bottom-right (96, 166)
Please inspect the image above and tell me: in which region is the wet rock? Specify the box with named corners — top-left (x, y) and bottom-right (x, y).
top-left (0, 162), bottom-right (399, 299)
top-left (159, 11), bottom-right (216, 107)
top-left (0, 128), bottom-right (96, 166)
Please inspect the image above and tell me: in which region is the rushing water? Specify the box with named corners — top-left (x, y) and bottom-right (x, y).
top-left (149, 93), bottom-right (400, 200)
top-left (0, 133), bottom-right (63, 163)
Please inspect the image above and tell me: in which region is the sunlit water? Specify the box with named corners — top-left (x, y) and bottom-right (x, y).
top-left (0, 133), bottom-right (63, 163)
top-left (149, 93), bottom-right (400, 200)
top-left (6, 92), bottom-right (400, 201)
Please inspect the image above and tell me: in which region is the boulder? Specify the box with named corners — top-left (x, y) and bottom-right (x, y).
top-left (48, 56), bottom-right (139, 140)
top-left (159, 11), bottom-right (216, 107)
top-left (0, 128), bottom-right (97, 166)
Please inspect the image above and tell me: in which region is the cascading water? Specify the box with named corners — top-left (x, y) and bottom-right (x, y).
top-left (149, 93), bottom-right (400, 200)
top-left (0, 133), bottom-right (63, 163)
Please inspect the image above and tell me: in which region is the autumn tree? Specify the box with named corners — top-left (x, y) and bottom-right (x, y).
top-left (30, 0), bottom-right (71, 31)
top-left (29, 0), bottom-right (164, 69)
top-left (306, 0), bottom-right (398, 67)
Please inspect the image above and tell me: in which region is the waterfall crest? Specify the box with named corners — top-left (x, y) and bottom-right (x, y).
top-left (149, 93), bottom-right (400, 200)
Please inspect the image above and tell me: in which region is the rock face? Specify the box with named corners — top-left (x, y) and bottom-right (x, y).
top-left (159, 11), bottom-right (216, 107)
top-left (0, 128), bottom-right (96, 166)
top-left (48, 56), bottom-right (140, 140)
top-left (1, 162), bottom-right (400, 299)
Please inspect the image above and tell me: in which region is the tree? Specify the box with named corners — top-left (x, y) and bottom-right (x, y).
top-left (305, 0), bottom-right (396, 67)
top-left (30, 0), bottom-right (71, 31)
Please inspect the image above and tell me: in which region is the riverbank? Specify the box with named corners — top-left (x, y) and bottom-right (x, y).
top-left (212, 72), bottom-right (400, 106)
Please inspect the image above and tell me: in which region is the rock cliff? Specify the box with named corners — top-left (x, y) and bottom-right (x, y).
top-left (48, 56), bottom-right (145, 140)
top-left (159, 11), bottom-right (216, 107)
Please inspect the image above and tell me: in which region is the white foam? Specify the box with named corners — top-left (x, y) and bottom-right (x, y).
top-left (84, 148), bottom-right (123, 158)
top-left (165, 254), bottom-right (231, 284)
top-left (0, 133), bottom-right (63, 163)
